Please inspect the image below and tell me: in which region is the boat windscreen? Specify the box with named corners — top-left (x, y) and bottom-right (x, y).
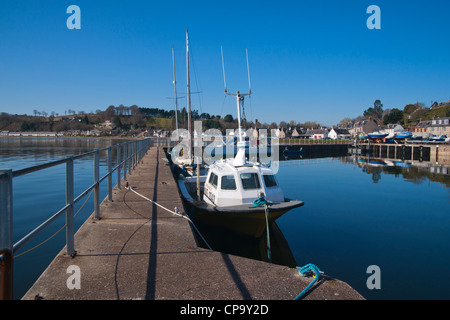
top-left (221, 175), bottom-right (237, 190)
top-left (263, 174), bottom-right (278, 187)
top-left (240, 173), bottom-right (261, 190)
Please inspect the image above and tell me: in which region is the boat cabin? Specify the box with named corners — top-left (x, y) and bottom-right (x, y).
top-left (203, 159), bottom-right (285, 207)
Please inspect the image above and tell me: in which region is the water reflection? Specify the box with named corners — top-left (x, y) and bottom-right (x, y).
top-left (190, 213), bottom-right (298, 268)
top-left (0, 137), bottom-right (130, 170)
top-left (346, 155), bottom-right (450, 187)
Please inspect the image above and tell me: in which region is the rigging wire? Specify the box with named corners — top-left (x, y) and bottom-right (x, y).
top-left (187, 37), bottom-right (203, 116)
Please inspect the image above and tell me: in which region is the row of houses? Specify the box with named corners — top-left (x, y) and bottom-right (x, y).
top-left (1, 129), bottom-right (103, 137)
top-left (255, 117), bottom-right (450, 140)
top-left (4, 117), bottom-right (448, 140)
top-left (346, 117), bottom-right (450, 138)
top-left (253, 127), bottom-right (352, 140)
top-left (411, 117), bottom-right (450, 137)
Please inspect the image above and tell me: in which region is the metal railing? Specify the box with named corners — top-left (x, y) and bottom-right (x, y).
top-left (0, 138), bottom-right (151, 299)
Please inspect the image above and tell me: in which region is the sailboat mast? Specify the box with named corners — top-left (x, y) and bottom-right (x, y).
top-left (172, 46), bottom-right (179, 140)
top-left (186, 29), bottom-right (192, 160)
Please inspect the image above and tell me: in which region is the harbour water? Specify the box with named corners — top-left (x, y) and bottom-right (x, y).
top-left (0, 137), bottom-right (129, 299)
top-left (1, 138), bottom-right (449, 299)
top-left (275, 156), bottom-right (450, 300)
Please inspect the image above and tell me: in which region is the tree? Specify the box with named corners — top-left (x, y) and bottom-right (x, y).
top-left (383, 108), bottom-right (403, 125)
top-left (20, 121), bottom-right (30, 131)
top-left (224, 114), bottom-right (234, 122)
top-left (200, 113), bottom-right (211, 120)
top-left (363, 99), bottom-right (383, 122)
top-left (339, 117), bottom-right (352, 127)
top-left (105, 105), bottom-right (116, 119)
top-left (113, 116), bottom-right (123, 129)
top-left (403, 104), bottom-right (421, 115)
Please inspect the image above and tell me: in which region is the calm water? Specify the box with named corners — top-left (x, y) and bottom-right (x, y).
top-left (1, 138), bottom-right (450, 299)
top-left (275, 156), bottom-right (450, 300)
top-left (0, 137), bottom-right (130, 299)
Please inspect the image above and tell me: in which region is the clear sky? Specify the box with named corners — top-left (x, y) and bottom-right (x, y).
top-left (1, 0), bottom-right (449, 126)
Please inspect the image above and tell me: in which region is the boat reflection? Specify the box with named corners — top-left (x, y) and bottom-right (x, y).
top-left (352, 155), bottom-right (450, 186)
top-left (187, 208), bottom-right (298, 268)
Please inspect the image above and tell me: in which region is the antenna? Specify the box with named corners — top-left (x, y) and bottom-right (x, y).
top-left (246, 48), bottom-right (251, 94)
top-left (221, 46), bottom-right (227, 93)
top-left (221, 47), bottom-right (252, 146)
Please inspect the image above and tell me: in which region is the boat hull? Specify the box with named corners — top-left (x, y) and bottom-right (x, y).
top-left (182, 195), bottom-right (304, 238)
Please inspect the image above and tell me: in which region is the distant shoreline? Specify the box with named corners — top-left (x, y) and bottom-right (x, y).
top-left (0, 135), bottom-right (166, 141)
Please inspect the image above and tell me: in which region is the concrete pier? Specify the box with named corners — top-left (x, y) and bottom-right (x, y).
top-left (22, 147), bottom-right (363, 300)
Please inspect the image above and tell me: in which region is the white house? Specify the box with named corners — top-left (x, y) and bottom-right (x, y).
top-left (328, 128), bottom-right (351, 140)
top-left (382, 124), bottom-right (404, 135)
top-left (306, 128), bottom-right (329, 140)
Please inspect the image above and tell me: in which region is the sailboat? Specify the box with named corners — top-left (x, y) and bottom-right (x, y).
top-left (170, 29), bottom-right (195, 167)
top-left (170, 46), bottom-right (304, 238)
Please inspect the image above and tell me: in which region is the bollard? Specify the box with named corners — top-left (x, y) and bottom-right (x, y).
top-left (0, 169), bottom-right (13, 300)
top-left (0, 248), bottom-right (13, 300)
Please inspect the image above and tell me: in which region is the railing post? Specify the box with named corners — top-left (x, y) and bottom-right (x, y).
top-left (94, 150), bottom-right (100, 219)
top-left (117, 144), bottom-right (121, 189)
top-left (128, 142), bottom-right (132, 175)
top-left (130, 142), bottom-right (134, 170)
top-left (107, 146), bottom-right (112, 201)
top-left (132, 141), bottom-right (136, 169)
top-left (135, 141), bottom-right (138, 165)
top-left (131, 142), bottom-right (134, 169)
top-left (0, 169), bottom-right (13, 300)
top-left (123, 143), bottom-right (127, 181)
top-left (65, 158), bottom-right (75, 256)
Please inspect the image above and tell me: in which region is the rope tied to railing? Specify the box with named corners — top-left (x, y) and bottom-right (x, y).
top-left (125, 186), bottom-right (212, 251)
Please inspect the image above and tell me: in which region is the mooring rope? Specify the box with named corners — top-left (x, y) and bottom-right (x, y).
top-left (126, 186), bottom-right (212, 251)
top-left (294, 263), bottom-right (324, 300)
top-left (249, 193), bottom-right (272, 263)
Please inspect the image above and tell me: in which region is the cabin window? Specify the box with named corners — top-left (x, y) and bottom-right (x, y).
top-left (209, 172), bottom-right (218, 188)
top-left (263, 174), bottom-right (278, 187)
top-left (240, 173), bottom-right (261, 190)
top-left (221, 175), bottom-right (236, 190)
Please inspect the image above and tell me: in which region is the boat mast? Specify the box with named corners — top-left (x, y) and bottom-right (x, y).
top-left (172, 46), bottom-right (179, 140)
top-left (186, 29), bottom-right (192, 160)
top-left (221, 47), bottom-right (251, 166)
top-left (221, 48), bottom-right (251, 144)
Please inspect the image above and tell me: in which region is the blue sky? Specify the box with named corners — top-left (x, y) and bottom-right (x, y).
top-left (1, 0), bottom-right (449, 126)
